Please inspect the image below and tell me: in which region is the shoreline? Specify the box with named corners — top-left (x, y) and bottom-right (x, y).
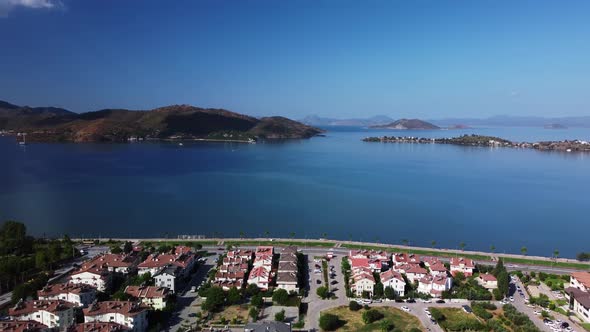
top-left (73, 236), bottom-right (590, 271)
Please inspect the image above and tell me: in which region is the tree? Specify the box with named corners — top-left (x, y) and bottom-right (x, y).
top-left (123, 241), bottom-right (133, 254)
top-left (249, 307), bottom-right (259, 322)
top-left (290, 232), bottom-right (295, 239)
top-left (322, 232), bottom-right (328, 239)
top-left (577, 252), bottom-right (590, 261)
top-left (459, 242), bottom-right (466, 251)
top-left (250, 294), bottom-right (263, 308)
top-left (272, 288), bottom-right (289, 305)
top-left (521, 246), bottom-right (528, 256)
top-left (246, 283), bottom-right (260, 296)
top-left (319, 313), bottom-right (342, 331)
top-left (429, 308), bottom-right (445, 322)
top-left (349, 301), bottom-right (362, 311)
top-left (111, 246), bottom-right (123, 254)
top-left (362, 309), bottom-right (384, 324)
top-left (193, 243), bottom-right (202, 251)
top-left (431, 240), bottom-right (436, 249)
top-left (490, 245), bottom-right (496, 253)
top-left (35, 251), bottom-right (49, 270)
top-left (402, 239), bottom-right (409, 246)
top-left (374, 282), bottom-right (384, 298)
top-left (384, 286), bottom-right (396, 300)
top-left (264, 230), bottom-right (270, 238)
top-left (274, 309), bottom-right (285, 322)
top-left (379, 319), bottom-right (394, 331)
top-left (0, 221), bottom-right (27, 255)
top-left (492, 258), bottom-right (505, 276)
top-left (497, 271), bottom-right (510, 297)
top-left (201, 287), bottom-right (225, 311)
top-left (316, 286), bottom-right (329, 299)
top-left (48, 241), bottom-right (63, 263)
top-left (239, 231), bottom-right (245, 239)
top-left (454, 271), bottom-right (466, 284)
top-left (227, 287), bottom-right (241, 305)
top-left (553, 249), bottom-right (559, 260)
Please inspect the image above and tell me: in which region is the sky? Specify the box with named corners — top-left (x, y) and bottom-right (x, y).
top-left (0, 0), bottom-right (589, 119)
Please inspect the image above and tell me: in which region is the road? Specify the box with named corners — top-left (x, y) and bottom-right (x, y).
top-left (167, 253), bottom-right (219, 332)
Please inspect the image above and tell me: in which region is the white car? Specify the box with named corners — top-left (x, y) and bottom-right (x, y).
top-left (401, 306), bottom-right (410, 312)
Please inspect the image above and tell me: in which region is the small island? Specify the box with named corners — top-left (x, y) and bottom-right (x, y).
top-left (544, 123), bottom-right (568, 129)
top-left (363, 134), bottom-right (590, 152)
top-left (370, 118), bottom-right (440, 130)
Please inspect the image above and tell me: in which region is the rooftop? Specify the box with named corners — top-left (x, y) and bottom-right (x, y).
top-left (572, 272), bottom-right (590, 289)
top-left (72, 322), bottom-right (129, 332)
top-left (124, 286), bottom-right (169, 299)
top-left (38, 283), bottom-right (96, 297)
top-left (83, 301), bottom-right (147, 317)
top-left (0, 321), bottom-right (48, 332)
top-left (9, 300), bottom-right (74, 316)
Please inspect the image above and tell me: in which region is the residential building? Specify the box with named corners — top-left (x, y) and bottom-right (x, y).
top-left (349, 250), bottom-right (390, 269)
top-left (478, 273), bottom-right (498, 290)
top-left (570, 272), bottom-right (590, 293)
top-left (248, 266), bottom-right (271, 290)
top-left (277, 246), bottom-right (299, 292)
top-left (276, 272), bottom-right (298, 293)
top-left (72, 322), bottom-right (129, 332)
top-left (137, 248), bottom-right (196, 278)
top-left (404, 265), bottom-right (428, 283)
top-left (428, 262), bottom-right (448, 277)
top-left (244, 321), bottom-right (291, 332)
top-left (255, 246), bottom-right (274, 257)
top-left (418, 275), bottom-right (453, 298)
top-left (70, 264), bottom-right (109, 292)
top-left (8, 300), bottom-right (75, 330)
top-left (278, 261), bottom-right (297, 273)
top-left (37, 283), bottom-right (96, 307)
top-left (350, 257), bottom-right (383, 273)
top-left (124, 286), bottom-right (169, 310)
top-left (214, 271), bottom-right (246, 290)
top-left (154, 265), bottom-right (182, 293)
top-left (380, 270), bottom-right (405, 297)
top-left (566, 287), bottom-right (590, 323)
top-left (351, 269), bottom-right (375, 296)
top-left (0, 321), bottom-right (50, 332)
top-left (227, 249), bottom-right (254, 261)
top-left (450, 257), bottom-right (475, 277)
top-left (83, 301), bottom-right (148, 332)
top-left (87, 254), bottom-right (135, 274)
top-left (253, 255), bottom-right (273, 268)
top-left (393, 253), bottom-right (421, 267)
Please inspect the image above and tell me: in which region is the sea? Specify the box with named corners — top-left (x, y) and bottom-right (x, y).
top-left (1, 126), bottom-right (589, 258)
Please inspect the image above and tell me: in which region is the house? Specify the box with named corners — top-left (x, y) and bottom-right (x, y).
top-left (422, 257), bottom-right (440, 268)
top-left (248, 266), bottom-right (271, 291)
top-left (244, 321), bottom-right (292, 332)
top-left (154, 265), bottom-right (182, 293)
top-left (380, 270), bottom-right (405, 297)
top-left (428, 262), bottom-right (448, 277)
top-left (566, 287), bottom-right (590, 323)
top-left (70, 264), bottom-right (109, 292)
top-left (37, 283), bottom-right (96, 307)
top-left (214, 271), bottom-right (246, 290)
top-left (278, 261), bottom-right (298, 273)
top-left (72, 322), bottom-right (129, 332)
top-left (450, 257), bottom-right (475, 277)
top-left (393, 253), bottom-right (421, 267)
top-left (404, 265), bottom-right (428, 283)
top-left (124, 286), bottom-right (169, 310)
top-left (83, 301), bottom-right (148, 332)
top-left (255, 246), bottom-right (274, 257)
top-left (253, 255), bottom-right (273, 268)
top-left (350, 257), bottom-right (382, 273)
top-left (0, 321), bottom-right (50, 332)
top-left (87, 254), bottom-right (135, 274)
top-left (276, 272), bottom-right (298, 293)
top-left (348, 250), bottom-right (390, 269)
top-left (418, 275), bottom-right (453, 298)
top-left (570, 272), bottom-right (590, 293)
top-left (478, 273), bottom-right (498, 290)
top-left (351, 270), bottom-right (375, 296)
top-left (8, 300), bottom-right (75, 330)
top-left (227, 249), bottom-right (254, 261)
top-left (137, 248), bottom-right (196, 278)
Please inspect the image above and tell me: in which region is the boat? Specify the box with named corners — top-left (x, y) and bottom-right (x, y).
top-left (178, 142), bottom-right (184, 146)
top-left (18, 133), bottom-right (27, 146)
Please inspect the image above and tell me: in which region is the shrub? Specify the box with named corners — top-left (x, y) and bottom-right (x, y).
top-left (319, 313), bottom-right (343, 331)
top-left (250, 294), bottom-right (263, 308)
top-left (316, 286), bottom-right (329, 299)
top-left (274, 309), bottom-right (285, 322)
top-left (272, 288), bottom-right (289, 305)
top-left (429, 308), bottom-right (445, 322)
top-left (349, 301), bottom-right (362, 311)
top-left (249, 307), bottom-right (259, 322)
top-left (362, 309), bottom-right (384, 324)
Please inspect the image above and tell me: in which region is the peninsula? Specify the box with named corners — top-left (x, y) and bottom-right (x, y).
top-left (370, 118), bottom-right (441, 130)
top-left (0, 100), bottom-right (323, 143)
top-left (363, 134), bottom-right (590, 152)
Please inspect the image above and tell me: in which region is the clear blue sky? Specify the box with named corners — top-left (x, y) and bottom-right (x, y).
top-left (1, 0), bottom-right (589, 119)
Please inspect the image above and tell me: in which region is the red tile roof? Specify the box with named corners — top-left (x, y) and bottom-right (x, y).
top-left (83, 301), bottom-right (147, 317)
top-left (72, 322), bottom-right (129, 332)
top-left (38, 283), bottom-right (95, 297)
top-left (124, 286), bottom-right (169, 299)
top-left (380, 270), bottom-right (404, 283)
top-left (9, 300), bottom-right (74, 316)
top-left (450, 257), bottom-right (474, 268)
top-left (0, 321), bottom-right (48, 332)
top-left (88, 254), bottom-right (134, 268)
top-left (394, 253), bottom-right (421, 264)
top-left (479, 273), bottom-right (497, 282)
top-left (405, 265), bottom-right (428, 275)
top-left (138, 252), bottom-right (194, 270)
top-left (572, 272), bottom-right (590, 289)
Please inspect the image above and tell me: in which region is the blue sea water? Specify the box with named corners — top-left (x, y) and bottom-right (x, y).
top-left (1, 126), bottom-right (589, 257)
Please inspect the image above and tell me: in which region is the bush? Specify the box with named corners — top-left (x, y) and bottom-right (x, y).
top-left (317, 286), bottom-right (329, 299)
top-left (429, 308), bottom-right (445, 322)
top-left (472, 305), bottom-right (493, 320)
top-left (362, 309), bottom-right (384, 324)
top-left (272, 288), bottom-right (289, 305)
top-left (249, 307), bottom-right (259, 322)
top-left (319, 313), bottom-right (343, 331)
top-left (250, 294), bottom-right (264, 308)
top-left (274, 309), bottom-right (285, 322)
top-left (349, 300), bottom-right (362, 311)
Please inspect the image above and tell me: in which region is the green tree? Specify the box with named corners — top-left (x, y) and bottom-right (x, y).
top-left (272, 288), bottom-right (289, 305)
top-left (402, 239), bottom-right (409, 246)
top-left (429, 308), bottom-right (445, 322)
top-left (349, 301), bottom-right (362, 311)
top-left (384, 286), bottom-right (396, 300)
top-left (201, 286), bottom-right (225, 311)
top-left (123, 241), bottom-right (133, 254)
top-left (521, 246), bottom-right (528, 256)
top-left (374, 282), bottom-right (384, 298)
top-left (111, 246), bottom-right (123, 254)
top-left (290, 232), bottom-right (295, 239)
top-left (0, 221), bottom-right (28, 255)
top-left (274, 309), bottom-right (285, 322)
top-left (319, 313), bottom-right (342, 331)
top-left (48, 241), bottom-right (63, 263)
top-left (246, 283), bottom-right (260, 296)
top-left (316, 286), bottom-right (329, 299)
top-left (362, 309), bottom-right (384, 324)
top-left (497, 271), bottom-right (510, 297)
top-left (553, 249), bottom-right (559, 260)
top-left (239, 231), bottom-right (245, 239)
top-left (35, 251), bottom-right (49, 270)
top-left (227, 287), bottom-right (241, 305)
top-left (459, 241), bottom-right (466, 251)
top-left (249, 307), bottom-right (259, 322)
top-left (250, 294), bottom-right (263, 308)
top-left (379, 319), bottom-right (394, 331)
top-left (431, 240), bottom-right (436, 249)
top-left (490, 245), bottom-right (496, 253)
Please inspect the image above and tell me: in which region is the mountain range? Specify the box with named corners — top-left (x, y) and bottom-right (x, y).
top-left (300, 115), bottom-right (394, 127)
top-left (370, 119), bottom-right (440, 130)
top-left (0, 100), bottom-right (322, 142)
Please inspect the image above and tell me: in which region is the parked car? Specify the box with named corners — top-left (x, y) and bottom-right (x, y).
top-left (435, 299), bottom-right (445, 304)
top-left (401, 306), bottom-right (410, 312)
top-left (316, 279), bottom-right (322, 285)
top-left (406, 298), bottom-right (416, 303)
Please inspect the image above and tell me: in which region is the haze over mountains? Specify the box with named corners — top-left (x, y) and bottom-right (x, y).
top-left (301, 114), bottom-right (590, 128)
top-left (0, 100), bottom-right (322, 142)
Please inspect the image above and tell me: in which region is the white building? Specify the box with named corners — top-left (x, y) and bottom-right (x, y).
top-left (137, 248), bottom-right (196, 278)
top-left (450, 257), bottom-right (475, 277)
top-left (248, 266), bottom-right (271, 291)
top-left (477, 273), bottom-right (498, 290)
top-left (37, 283), bottom-right (96, 307)
top-left (380, 270), bottom-right (405, 297)
top-left (570, 272), bottom-right (590, 293)
top-left (418, 275), bottom-right (453, 298)
top-left (404, 265), bottom-right (428, 283)
top-left (566, 287), bottom-right (590, 323)
top-left (154, 265), bottom-right (182, 293)
top-left (351, 267), bottom-right (376, 296)
top-left (125, 286), bottom-right (170, 310)
top-left (8, 300), bottom-right (75, 330)
top-left (83, 301), bottom-right (148, 332)
top-left (70, 265), bottom-right (109, 292)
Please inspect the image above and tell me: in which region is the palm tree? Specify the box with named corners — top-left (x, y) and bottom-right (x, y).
top-left (290, 232), bottom-right (296, 239)
top-left (375, 236), bottom-right (380, 243)
top-left (402, 239), bottom-right (409, 246)
top-left (521, 246), bottom-right (528, 256)
top-left (322, 232), bottom-right (327, 239)
top-left (490, 245), bottom-right (496, 253)
top-left (348, 234), bottom-right (353, 242)
top-left (239, 231), bottom-right (245, 239)
top-left (459, 242), bottom-right (466, 251)
top-left (431, 240), bottom-right (436, 249)
top-left (264, 230), bottom-right (270, 238)
top-left (553, 249), bottom-right (559, 260)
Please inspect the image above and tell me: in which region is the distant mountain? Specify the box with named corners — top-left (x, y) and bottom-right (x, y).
top-left (0, 100), bottom-right (322, 142)
top-left (544, 123), bottom-right (567, 129)
top-left (431, 115), bottom-right (590, 128)
top-left (370, 118), bottom-right (440, 130)
top-left (300, 115), bottom-right (394, 127)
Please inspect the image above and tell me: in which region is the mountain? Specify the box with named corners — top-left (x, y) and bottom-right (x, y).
top-left (0, 100), bottom-right (322, 142)
top-left (431, 115), bottom-right (590, 128)
top-left (370, 118), bottom-right (440, 130)
top-left (300, 115), bottom-right (394, 127)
